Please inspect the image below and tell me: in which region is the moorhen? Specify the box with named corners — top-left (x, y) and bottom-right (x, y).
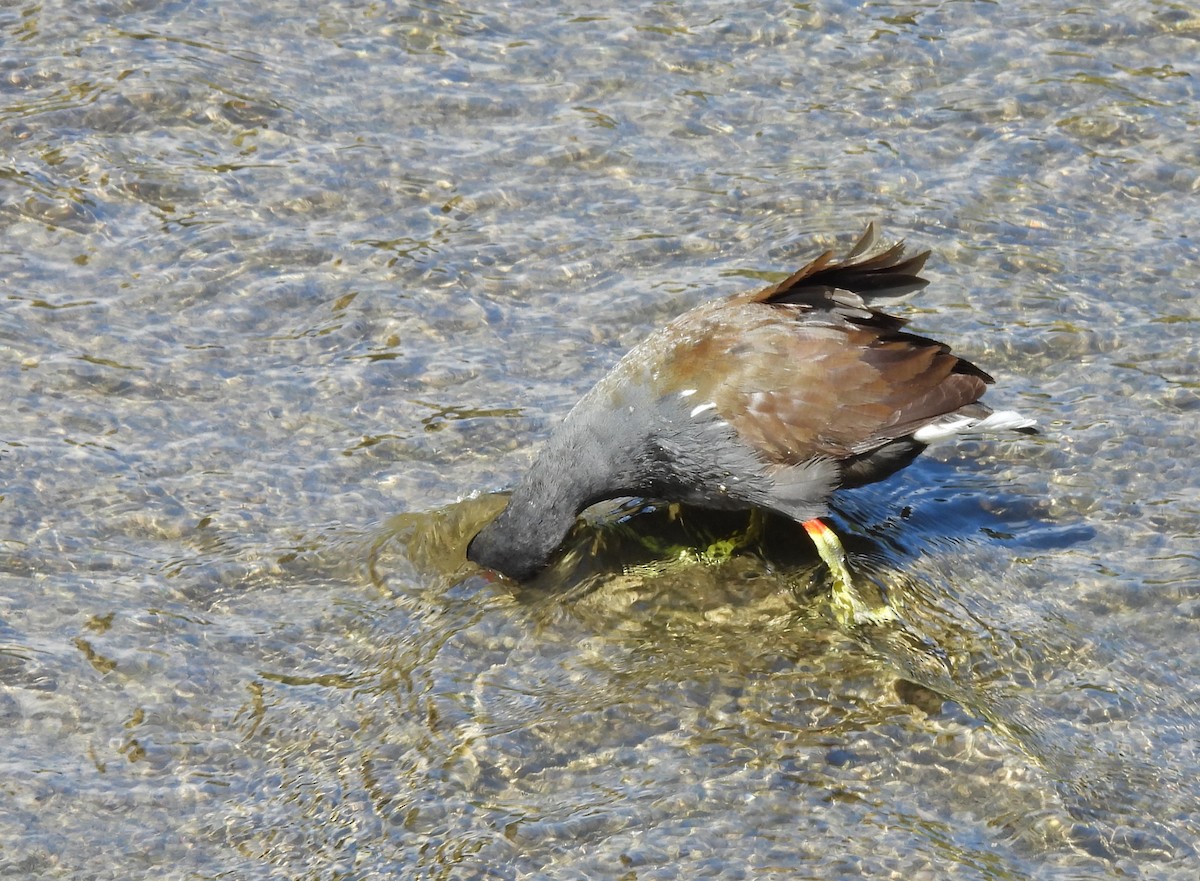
top-left (467, 224), bottom-right (1034, 586)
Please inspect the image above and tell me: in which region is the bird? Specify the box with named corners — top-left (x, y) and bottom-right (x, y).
top-left (466, 223), bottom-right (1035, 586)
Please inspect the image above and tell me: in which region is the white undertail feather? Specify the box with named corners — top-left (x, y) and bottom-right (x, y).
top-left (912, 410), bottom-right (1036, 444)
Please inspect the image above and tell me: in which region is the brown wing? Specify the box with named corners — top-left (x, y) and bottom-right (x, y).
top-left (671, 307), bottom-right (988, 465)
top-left (655, 223), bottom-right (989, 466)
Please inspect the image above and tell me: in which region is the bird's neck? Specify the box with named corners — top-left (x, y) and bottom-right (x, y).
top-left (479, 388), bottom-right (656, 579)
top-left (517, 401), bottom-right (633, 517)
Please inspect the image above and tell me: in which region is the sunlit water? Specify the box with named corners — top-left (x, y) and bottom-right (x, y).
top-left (2, 0), bottom-right (1199, 878)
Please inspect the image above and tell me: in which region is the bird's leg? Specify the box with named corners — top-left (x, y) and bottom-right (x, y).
top-left (743, 507), bottom-right (767, 550)
top-left (802, 518), bottom-right (953, 677)
top-left (801, 518), bottom-right (898, 628)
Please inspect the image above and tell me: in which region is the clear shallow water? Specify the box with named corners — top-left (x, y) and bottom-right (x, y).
top-left (2, 0), bottom-right (1199, 878)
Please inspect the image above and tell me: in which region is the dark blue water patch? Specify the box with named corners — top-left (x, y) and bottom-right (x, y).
top-left (830, 456), bottom-right (1095, 559)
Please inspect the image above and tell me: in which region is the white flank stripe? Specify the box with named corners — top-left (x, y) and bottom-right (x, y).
top-left (975, 409), bottom-right (1038, 433)
top-left (912, 417), bottom-right (971, 444)
top-left (913, 409), bottom-right (1036, 444)
top-left (679, 388), bottom-right (697, 398)
top-left (690, 402), bottom-right (717, 419)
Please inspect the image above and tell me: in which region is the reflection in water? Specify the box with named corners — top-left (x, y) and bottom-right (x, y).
top-left (371, 489), bottom-right (1194, 867)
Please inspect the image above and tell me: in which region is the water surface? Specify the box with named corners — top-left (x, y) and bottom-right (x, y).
top-left (2, 0), bottom-right (1199, 878)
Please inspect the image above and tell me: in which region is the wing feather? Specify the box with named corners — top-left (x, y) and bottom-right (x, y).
top-left (656, 226), bottom-right (989, 467)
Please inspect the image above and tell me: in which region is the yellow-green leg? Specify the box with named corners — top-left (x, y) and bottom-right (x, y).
top-left (801, 518), bottom-right (898, 628)
top-left (802, 518), bottom-right (952, 677)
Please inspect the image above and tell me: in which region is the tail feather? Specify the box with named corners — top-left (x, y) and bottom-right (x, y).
top-left (748, 221), bottom-right (931, 306)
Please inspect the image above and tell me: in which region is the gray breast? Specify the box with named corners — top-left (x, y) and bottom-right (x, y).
top-left (635, 391), bottom-right (836, 521)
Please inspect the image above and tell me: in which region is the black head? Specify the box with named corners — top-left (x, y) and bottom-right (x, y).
top-left (466, 518), bottom-right (552, 582)
top-left (465, 480), bottom-right (587, 582)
